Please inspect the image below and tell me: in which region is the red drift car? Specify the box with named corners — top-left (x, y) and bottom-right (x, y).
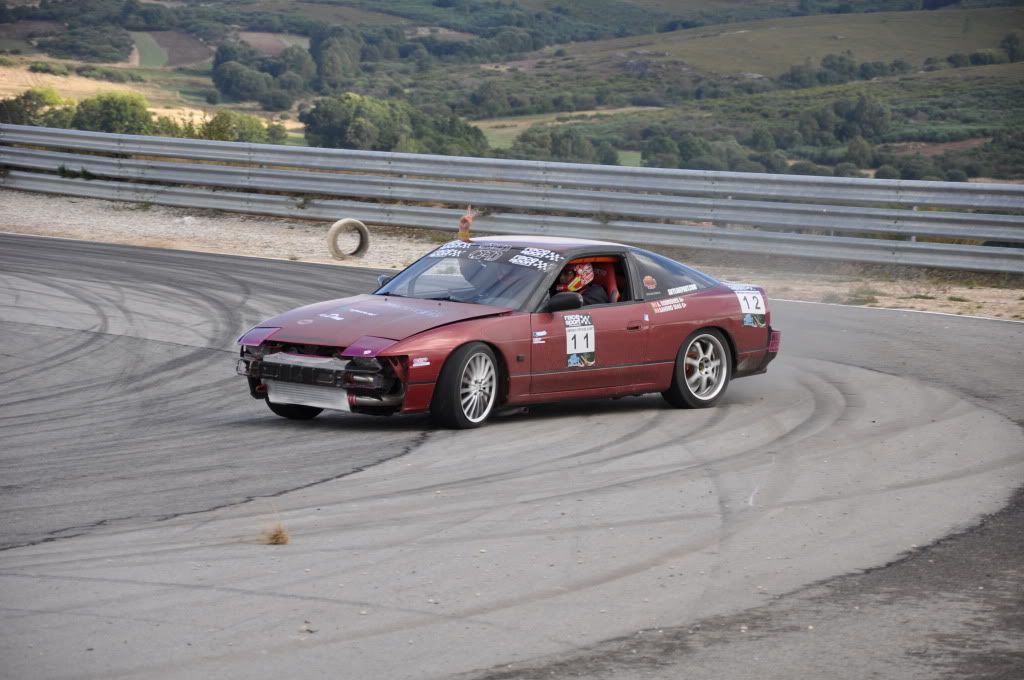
top-left (237, 236), bottom-right (780, 428)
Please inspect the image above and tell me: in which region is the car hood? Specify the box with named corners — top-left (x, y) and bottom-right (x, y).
top-left (252, 294), bottom-right (512, 347)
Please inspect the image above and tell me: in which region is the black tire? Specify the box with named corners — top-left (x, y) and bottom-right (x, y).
top-left (431, 342), bottom-right (499, 429)
top-left (266, 399), bottom-right (323, 420)
top-left (662, 329), bottom-right (732, 409)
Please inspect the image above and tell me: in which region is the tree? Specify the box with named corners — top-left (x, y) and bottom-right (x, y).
top-left (999, 33), bottom-right (1021, 62)
top-left (213, 61), bottom-right (273, 101)
top-left (71, 92), bottom-right (152, 134)
top-left (676, 132), bottom-right (712, 163)
top-left (200, 110), bottom-right (269, 143)
top-left (279, 45), bottom-right (316, 82)
top-left (301, 92), bottom-right (412, 150)
top-left (850, 94), bottom-right (890, 141)
top-left (641, 135), bottom-right (680, 168)
top-left (0, 87), bottom-right (64, 125)
top-left (846, 136), bottom-right (875, 168)
top-left (469, 81), bottom-right (510, 118)
top-left (748, 126), bottom-right (775, 152)
top-left (595, 141), bottom-right (619, 166)
top-left (214, 42), bottom-right (258, 70)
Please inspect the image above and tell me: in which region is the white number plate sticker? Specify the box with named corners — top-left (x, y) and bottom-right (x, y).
top-left (735, 290), bottom-right (765, 314)
top-left (566, 324), bottom-right (595, 354)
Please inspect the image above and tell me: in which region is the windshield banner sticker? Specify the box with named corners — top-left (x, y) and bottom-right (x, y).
top-left (564, 313), bottom-right (596, 367)
top-left (468, 245), bottom-right (512, 261)
top-left (428, 242), bottom-right (563, 272)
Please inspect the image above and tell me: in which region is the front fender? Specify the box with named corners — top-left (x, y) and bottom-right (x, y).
top-left (382, 313), bottom-right (531, 412)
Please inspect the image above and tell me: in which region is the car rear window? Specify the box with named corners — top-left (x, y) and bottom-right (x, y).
top-left (630, 248), bottom-right (718, 299)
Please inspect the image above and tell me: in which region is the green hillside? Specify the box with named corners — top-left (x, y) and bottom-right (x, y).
top-left (1, 0), bottom-right (1022, 178)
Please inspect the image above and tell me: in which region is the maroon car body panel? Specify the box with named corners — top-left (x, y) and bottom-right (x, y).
top-left (258, 294), bottom-right (513, 349)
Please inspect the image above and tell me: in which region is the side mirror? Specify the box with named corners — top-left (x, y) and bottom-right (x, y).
top-left (376, 273), bottom-right (394, 288)
top-left (546, 291), bottom-right (583, 312)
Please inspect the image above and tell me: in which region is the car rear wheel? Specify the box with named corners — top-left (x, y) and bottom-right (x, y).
top-left (265, 398), bottom-right (323, 420)
top-left (662, 329), bottom-right (731, 408)
top-left (432, 342), bottom-right (498, 428)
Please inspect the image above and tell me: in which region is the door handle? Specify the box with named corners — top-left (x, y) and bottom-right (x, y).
top-left (626, 321), bottom-right (644, 331)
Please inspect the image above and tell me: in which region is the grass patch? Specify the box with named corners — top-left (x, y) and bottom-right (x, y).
top-left (948, 295), bottom-right (970, 302)
top-left (131, 32), bottom-right (167, 68)
top-left (618, 149), bottom-right (642, 167)
top-left (473, 106), bottom-right (661, 149)
top-left (262, 522), bottom-right (289, 545)
top-left (903, 293), bottom-right (936, 300)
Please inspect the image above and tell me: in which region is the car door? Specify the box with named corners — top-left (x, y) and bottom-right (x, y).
top-left (528, 254), bottom-right (652, 395)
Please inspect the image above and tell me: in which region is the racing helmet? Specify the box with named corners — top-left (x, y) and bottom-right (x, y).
top-left (557, 263), bottom-right (594, 293)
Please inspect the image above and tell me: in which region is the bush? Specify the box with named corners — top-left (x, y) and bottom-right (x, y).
top-left (833, 162), bottom-right (863, 177)
top-left (789, 160), bottom-right (832, 176)
top-left (29, 61), bottom-right (69, 76)
top-left (259, 89), bottom-right (294, 111)
top-left (874, 164), bottom-right (900, 179)
top-left (37, 26), bottom-right (134, 63)
top-left (71, 92), bottom-right (153, 135)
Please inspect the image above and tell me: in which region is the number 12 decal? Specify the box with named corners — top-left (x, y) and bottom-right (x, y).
top-left (735, 291), bottom-right (764, 314)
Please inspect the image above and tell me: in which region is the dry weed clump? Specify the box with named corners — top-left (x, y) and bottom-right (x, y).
top-left (263, 523), bottom-right (290, 545)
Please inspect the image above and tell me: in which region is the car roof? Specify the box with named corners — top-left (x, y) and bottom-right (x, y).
top-left (471, 235), bottom-right (625, 254)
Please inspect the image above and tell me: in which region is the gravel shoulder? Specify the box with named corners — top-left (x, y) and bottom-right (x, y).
top-left (1, 187), bottom-right (1021, 320)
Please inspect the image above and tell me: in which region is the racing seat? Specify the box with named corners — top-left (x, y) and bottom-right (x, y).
top-left (593, 263), bottom-right (621, 303)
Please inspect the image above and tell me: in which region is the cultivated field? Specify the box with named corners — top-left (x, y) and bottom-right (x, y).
top-left (238, 32), bottom-right (310, 56)
top-left (0, 20), bottom-right (61, 54)
top-left (245, 0), bottom-right (406, 25)
top-left (130, 32), bottom-right (167, 68)
top-left (559, 7), bottom-right (1024, 77)
top-left (473, 106), bottom-right (663, 148)
top-left (149, 31), bottom-right (213, 67)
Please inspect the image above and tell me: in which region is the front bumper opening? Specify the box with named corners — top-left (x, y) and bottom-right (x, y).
top-left (238, 347), bottom-right (406, 414)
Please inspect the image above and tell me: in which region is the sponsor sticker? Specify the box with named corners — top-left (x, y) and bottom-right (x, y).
top-left (652, 297), bottom-right (687, 314)
top-left (564, 313), bottom-right (595, 367)
top-left (643, 275), bottom-right (657, 290)
top-left (519, 247), bottom-right (565, 263)
top-left (508, 254), bottom-right (556, 272)
top-left (319, 313), bottom-right (345, 321)
top-left (743, 313), bottom-right (766, 328)
top-left (668, 284), bottom-right (698, 295)
top-left (724, 281), bottom-right (758, 292)
top-left (347, 308), bottom-right (378, 317)
top-left (412, 357), bottom-right (431, 368)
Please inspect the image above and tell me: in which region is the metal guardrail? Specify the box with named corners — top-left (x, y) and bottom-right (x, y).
top-left (1, 124), bottom-right (1022, 273)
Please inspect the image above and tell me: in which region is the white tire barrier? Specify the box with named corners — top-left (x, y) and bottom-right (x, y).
top-left (327, 218), bottom-right (370, 259)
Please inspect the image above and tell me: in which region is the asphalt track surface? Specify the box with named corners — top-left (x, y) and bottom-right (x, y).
top-left (1, 233), bottom-right (1022, 679)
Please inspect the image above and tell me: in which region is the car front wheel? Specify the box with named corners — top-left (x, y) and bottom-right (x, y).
top-left (432, 342), bottom-right (498, 428)
top-left (662, 329), bottom-right (731, 408)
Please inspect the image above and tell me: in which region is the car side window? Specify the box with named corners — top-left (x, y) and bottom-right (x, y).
top-left (551, 256), bottom-right (630, 306)
top-left (630, 249), bottom-right (718, 299)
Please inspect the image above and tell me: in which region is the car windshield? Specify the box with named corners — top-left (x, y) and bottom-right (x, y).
top-left (375, 241), bottom-right (564, 309)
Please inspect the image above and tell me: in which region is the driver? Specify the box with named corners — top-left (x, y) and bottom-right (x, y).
top-left (556, 262), bottom-right (608, 305)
